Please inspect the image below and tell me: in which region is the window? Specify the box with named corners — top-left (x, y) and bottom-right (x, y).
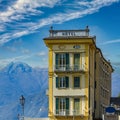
top-left (74, 98), bottom-right (80, 115)
top-left (56, 98), bottom-right (69, 115)
top-left (60, 77), bottom-right (66, 88)
top-left (74, 77), bottom-right (80, 88)
top-left (55, 53), bottom-right (69, 70)
top-left (56, 76), bottom-right (69, 88)
top-left (74, 53), bottom-right (80, 70)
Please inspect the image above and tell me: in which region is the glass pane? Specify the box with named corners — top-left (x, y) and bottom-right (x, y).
top-left (60, 98), bottom-right (66, 109)
top-left (74, 98), bottom-right (80, 115)
top-left (74, 77), bottom-right (80, 88)
top-left (55, 53), bottom-right (69, 70)
top-left (60, 77), bottom-right (66, 88)
top-left (74, 53), bottom-right (80, 70)
top-left (74, 54), bottom-right (80, 65)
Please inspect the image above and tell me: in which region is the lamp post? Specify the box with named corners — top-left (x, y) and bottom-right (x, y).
top-left (20, 95), bottom-right (25, 120)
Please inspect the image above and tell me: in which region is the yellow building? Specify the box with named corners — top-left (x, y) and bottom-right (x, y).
top-left (44, 26), bottom-right (113, 120)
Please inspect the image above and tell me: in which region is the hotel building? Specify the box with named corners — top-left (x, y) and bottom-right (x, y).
top-left (44, 26), bottom-right (113, 120)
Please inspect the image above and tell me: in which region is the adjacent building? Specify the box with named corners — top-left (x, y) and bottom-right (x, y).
top-left (110, 97), bottom-right (120, 115)
top-left (44, 26), bottom-right (113, 120)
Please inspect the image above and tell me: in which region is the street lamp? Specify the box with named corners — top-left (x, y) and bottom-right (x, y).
top-left (20, 95), bottom-right (25, 120)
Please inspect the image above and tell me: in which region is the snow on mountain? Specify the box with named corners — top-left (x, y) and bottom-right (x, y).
top-left (0, 62), bottom-right (48, 120)
top-left (0, 61), bottom-right (119, 120)
top-left (2, 62), bottom-right (33, 74)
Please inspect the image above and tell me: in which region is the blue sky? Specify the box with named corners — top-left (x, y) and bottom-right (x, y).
top-left (0, 0), bottom-right (120, 71)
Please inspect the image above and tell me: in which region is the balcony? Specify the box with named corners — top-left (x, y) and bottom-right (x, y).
top-left (54, 65), bottom-right (86, 73)
top-left (55, 109), bottom-right (84, 116)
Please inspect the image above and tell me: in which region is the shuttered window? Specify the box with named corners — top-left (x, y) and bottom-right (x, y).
top-left (55, 97), bottom-right (69, 115)
top-left (55, 53), bottom-right (69, 70)
top-left (56, 76), bottom-right (69, 88)
top-left (55, 53), bottom-right (59, 69)
top-left (74, 77), bottom-right (80, 88)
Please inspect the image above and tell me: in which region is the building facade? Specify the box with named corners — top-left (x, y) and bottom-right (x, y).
top-left (95, 48), bottom-right (113, 119)
top-left (44, 26), bottom-right (113, 120)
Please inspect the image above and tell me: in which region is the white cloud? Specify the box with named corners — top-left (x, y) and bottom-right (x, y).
top-left (36, 51), bottom-right (47, 56)
top-left (4, 46), bottom-right (17, 52)
top-left (0, 54), bottom-right (34, 68)
top-left (0, 0), bottom-right (119, 45)
top-left (26, 0), bottom-right (119, 31)
top-left (0, 0), bottom-right (59, 22)
top-left (0, 25), bottom-right (5, 32)
top-left (0, 52), bottom-right (48, 69)
top-left (0, 30), bottom-right (30, 45)
top-left (21, 49), bottom-right (30, 54)
top-left (100, 39), bottom-right (120, 45)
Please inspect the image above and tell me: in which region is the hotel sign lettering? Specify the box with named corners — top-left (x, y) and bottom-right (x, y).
top-left (62, 32), bottom-right (76, 36)
top-left (51, 31), bottom-right (88, 37)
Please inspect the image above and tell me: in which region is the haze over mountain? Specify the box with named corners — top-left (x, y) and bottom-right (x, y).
top-left (0, 62), bottom-right (48, 120)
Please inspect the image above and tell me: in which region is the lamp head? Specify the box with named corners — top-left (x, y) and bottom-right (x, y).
top-left (20, 95), bottom-right (25, 106)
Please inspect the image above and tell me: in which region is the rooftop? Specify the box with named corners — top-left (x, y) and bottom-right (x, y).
top-left (49, 26), bottom-right (90, 38)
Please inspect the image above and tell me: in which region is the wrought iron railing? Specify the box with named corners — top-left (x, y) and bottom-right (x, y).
top-left (54, 65), bottom-right (85, 72)
top-left (49, 26), bottom-right (89, 37)
top-left (55, 109), bottom-right (84, 116)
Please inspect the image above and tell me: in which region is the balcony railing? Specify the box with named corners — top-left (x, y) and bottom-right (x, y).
top-left (49, 26), bottom-right (89, 37)
top-left (55, 109), bottom-right (84, 116)
top-left (54, 65), bottom-right (85, 72)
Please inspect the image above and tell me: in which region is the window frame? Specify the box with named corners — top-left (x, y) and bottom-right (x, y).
top-left (73, 76), bottom-right (80, 88)
top-left (56, 76), bottom-right (69, 88)
top-left (55, 53), bottom-right (69, 70)
top-left (74, 53), bottom-right (80, 70)
top-left (55, 97), bottom-right (69, 115)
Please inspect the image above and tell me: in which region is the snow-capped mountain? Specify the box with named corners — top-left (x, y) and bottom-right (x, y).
top-left (0, 62), bottom-right (48, 120)
top-left (0, 62), bottom-right (119, 120)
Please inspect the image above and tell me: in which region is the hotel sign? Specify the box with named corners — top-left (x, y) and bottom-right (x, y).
top-left (50, 30), bottom-right (89, 37)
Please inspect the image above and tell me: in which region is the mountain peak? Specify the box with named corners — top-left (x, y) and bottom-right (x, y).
top-left (2, 62), bottom-right (32, 74)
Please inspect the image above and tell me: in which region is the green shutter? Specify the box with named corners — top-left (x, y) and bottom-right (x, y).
top-left (74, 77), bottom-right (80, 88)
top-left (66, 53), bottom-right (69, 69)
top-left (56, 98), bottom-right (59, 114)
top-left (56, 77), bottom-right (59, 88)
top-left (66, 98), bottom-right (69, 115)
top-left (66, 98), bottom-right (69, 110)
top-left (55, 54), bottom-right (59, 69)
top-left (78, 77), bottom-right (80, 87)
top-left (66, 77), bottom-right (69, 88)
